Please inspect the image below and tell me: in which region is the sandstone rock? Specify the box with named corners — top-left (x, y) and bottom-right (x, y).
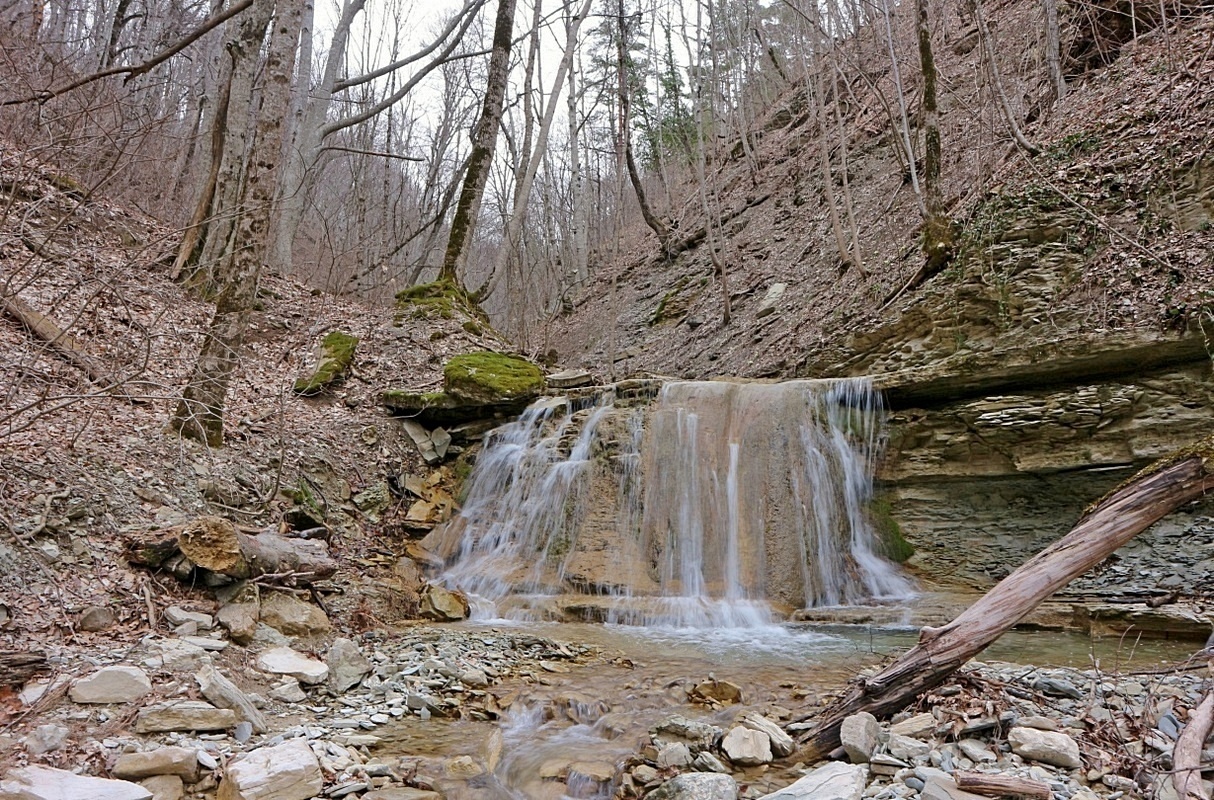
top-left (134, 701), bottom-right (237, 733)
top-left (888, 732), bottom-right (931, 760)
top-left (22, 724), bottom-right (68, 755)
top-left (78, 605), bottom-right (116, 631)
top-left (840, 712), bottom-right (880, 763)
top-left (255, 647), bottom-right (329, 685)
top-left (720, 726), bottom-right (772, 766)
top-left (757, 761), bottom-right (867, 800)
top-left (956, 739), bottom-right (996, 763)
top-left (656, 742), bottom-right (693, 769)
top-left (139, 775), bottom-right (183, 800)
top-left (651, 715), bottom-right (721, 752)
top-left (690, 679), bottom-right (743, 705)
top-left (740, 712), bottom-right (794, 757)
top-left (548, 369), bottom-right (593, 389)
top-left (443, 756), bottom-right (483, 778)
top-left (755, 283), bottom-right (787, 318)
top-left (401, 420), bottom-right (441, 465)
top-left (431, 428), bottom-right (452, 459)
top-left (268, 680), bottom-right (307, 703)
top-left (197, 665), bottom-right (268, 734)
top-left (69, 665), bottom-right (151, 704)
top-left (417, 584), bottom-right (470, 621)
top-left (327, 638), bottom-right (371, 693)
top-left (179, 635), bottom-right (227, 652)
top-left (459, 668), bottom-right (489, 688)
top-left (112, 748), bottom-right (202, 782)
top-left (1007, 726), bottom-right (1082, 769)
top-left (216, 739), bottom-right (322, 800)
top-left (693, 751), bottom-right (731, 773)
top-left (644, 773), bottom-right (738, 800)
top-left (164, 607), bottom-right (213, 630)
top-left (362, 790), bottom-right (442, 800)
top-left (215, 581), bottom-right (260, 644)
top-left (890, 712), bottom-right (936, 738)
top-left (148, 639), bottom-right (210, 671)
top-left (0, 766), bottom-right (152, 800)
top-left (259, 591), bottom-right (330, 637)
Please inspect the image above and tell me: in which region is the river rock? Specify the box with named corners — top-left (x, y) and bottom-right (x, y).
top-left (651, 715), bottom-right (721, 752)
top-left (77, 605), bottom-right (116, 631)
top-left (417, 584), bottom-right (470, 621)
top-left (0, 765), bottom-right (152, 800)
top-left (139, 775), bottom-right (183, 800)
top-left (721, 726), bottom-right (772, 766)
top-left (196, 665), bottom-right (269, 733)
top-left (259, 591), bottom-right (331, 637)
top-left (327, 638), bottom-right (372, 692)
top-left (216, 581), bottom-right (260, 644)
top-left (740, 712), bottom-right (795, 757)
top-left (657, 742), bottom-right (693, 769)
top-left (693, 751), bottom-right (731, 773)
top-left (113, 747), bottom-right (202, 782)
top-left (840, 712), bottom-right (880, 763)
top-left (1007, 726), bottom-right (1082, 769)
top-left (890, 712), bottom-right (936, 738)
top-left (216, 739), bottom-right (322, 800)
top-left (690, 679), bottom-right (743, 705)
top-left (759, 762), bottom-right (867, 800)
top-left (256, 646), bottom-right (329, 685)
top-left (645, 773), bottom-right (738, 800)
top-left (69, 665), bottom-right (152, 704)
top-left (135, 701), bottom-right (237, 733)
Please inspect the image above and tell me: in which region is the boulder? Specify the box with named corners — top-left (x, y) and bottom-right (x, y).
top-left (740, 712), bottom-right (794, 757)
top-left (112, 748), bottom-right (202, 782)
top-left (1007, 726), bottom-right (1082, 769)
top-left (755, 282), bottom-right (787, 318)
top-left (196, 665), bottom-right (268, 733)
top-left (644, 773), bottom-right (738, 800)
top-left (757, 762), bottom-right (867, 800)
top-left (77, 605), bottom-right (116, 632)
top-left (443, 352), bottom-right (545, 405)
top-left (69, 666), bottom-right (151, 704)
top-left (216, 739), bottom-right (322, 800)
top-left (255, 647), bottom-right (329, 685)
top-left (135, 701), bottom-right (236, 733)
top-left (417, 584), bottom-right (470, 622)
top-left (326, 638), bottom-right (372, 693)
top-left (259, 592), bottom-right (330, 637)
top-left (840, 712), bottom-right (880, 763)
top-left (0, 766), bottom-right (152, 800)
top-left (215, 581), bottom-right (260, 645)
top-left (720, 726), bottom-right (772, 766)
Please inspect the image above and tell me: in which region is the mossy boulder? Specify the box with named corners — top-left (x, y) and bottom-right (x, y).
top-left (443, 352), bottom-right (545, 405)
top-left (293, 330), bottom-right (358, 395)
top-left (395, 280), bottom-right (487, 323)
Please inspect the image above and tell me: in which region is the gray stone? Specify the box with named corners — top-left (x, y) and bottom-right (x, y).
top-left (869, 754), bottom-right (909, 776)
top-left (216, 581), bottom-right (260, 645)
top-left (890, 712), bottom-right (936, 738)
top-left (431, 428), bottom-right (452, 459)
top-left (720, 726), bottom-right (772, 766)
top-left (164, 607), bottom-right (213, 630)
top-left (888, 733), bottom-right (931, 760)
top-left (362, 790), bottom-right (442, 800)
top-left (693, 751), bottom-right (731, 773)
top-left (548, 369), bottom-right (594, 389)
top-left (651, 715), bottom-right (722, 752)
top-left (139, 775), bottom-right (183, 800)
top-left (216, 739), bottom-right (322, 800)
top-left (22, 724), bottom-right (69, 755)
top-left (255, 647), bottom-right (329, 685)
top-left (134, 701), bottom-right (237, 733)
top-left (112, 748), bottom-right (202, 782)
top-left (1007, 726), bottom-right (1082, 769)
top-left (234, 721), bottom-right (253, 743)
top-left (645, 773), bottom-right (738, 800)
top-left (840, 712), bottom-right (880, 763)
top-left (69, 666), bottom-right (152, 704)
top-left (326, 638), bottom-right (372, 693)
top-left (657, 742), bottom-right (693, 769)
top-left (78, 605), bottom-right (116, 632)
top-left (0, 766), bottom-right (152, 800)
top-left (956, 739), bottom-right (996, 763)
top-left (755, 283), bottom-right (787, 318)
top-left (401, 420), bottom-right (440, 465)
top-left (259, 591), bottom-right (330, 637)
top-left (921, 777), bottom-right (989, 800)
top-left (740, 712), bottom-right (795, 757)
top-left (148, 639), bottom-right (210, 671)
top-left (268, 680), bottom-right (307, 703)
top-left (180, 635), bottom-right (227, 652)
top-left (197, 665), bottom-right (269, 733)
top-left (757, 761), bottom-right (867, 800)
top-left (459, 668), bottom-right (489, 688)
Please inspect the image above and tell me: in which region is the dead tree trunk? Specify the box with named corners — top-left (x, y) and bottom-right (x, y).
top-left (795, 440), bottom-right (1214, 760)
top-left (0, 651), bottom-right (48, 687)
top-left (1173, 687), bottom-right (1214, 800)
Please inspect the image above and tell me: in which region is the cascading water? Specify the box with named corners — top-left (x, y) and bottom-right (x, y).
top-left (437, 379), bottom-right (914, 626)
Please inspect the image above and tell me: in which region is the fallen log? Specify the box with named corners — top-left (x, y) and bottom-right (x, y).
top-left (0, 651), bottom-right (48, 687)
top-left (126, 516), bottom-right (337, 583)
top-left (1173, 686), bottom-right (1214, 800)
top-left (1, 293), bottom-right (110, 384)
top-left (794, 436), bottom-right (1214, 760)
top-left (954, 771), bottom-right (1052, 800)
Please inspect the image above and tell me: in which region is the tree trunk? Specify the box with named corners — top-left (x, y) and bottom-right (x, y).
top-left (0, 651), bottom-right (47, 688)
top-left (439, 0), bottom-right (517, 287)
top-left (974, 0), bottom-right (1039, 155)
top-left (795, 440), bottom-right (1214, 760)
top-left (954, 772), bottom-right (1052, 800)
top-left (1173, 688), bottom-right (1214, 800)
top-left (1044, 0), bottom-right (1065, 101)
top-left (172, 0), bottom-right (304, 446)
top-left (916, 0), bottom-right (953, 271)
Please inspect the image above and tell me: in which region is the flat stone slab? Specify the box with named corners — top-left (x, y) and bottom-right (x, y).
top-left (547, 369), bottom-right (593, 389)
top-left (112, 747), bottom-right (202, 782)
top-left (216, 739), bottom-right (323, 800)
top-left (69, 666), bottom-right (152, 704)
top-left (0, 765), bottom-right (152, 800)
top-left (255, 646), bottom-right (329, 685)
top-left (757, 762), bottom-right (867, 800)
top-left (135, 701), bottom-right (237, 733)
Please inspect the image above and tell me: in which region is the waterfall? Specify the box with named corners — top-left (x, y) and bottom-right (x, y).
top-left (437, 379), bottom-right (914, 626)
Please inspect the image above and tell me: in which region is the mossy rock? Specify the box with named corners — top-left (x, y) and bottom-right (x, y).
top-left (395, 280), bottom-right (488, 323)
top-left (443, 352), bottom-right (544, 405)
top-left (382, 389), bottom-right (515, 427)
top-left (870, 496), bottom-right (914, 563)
top-left (293, 330), bottom-right (358, 395)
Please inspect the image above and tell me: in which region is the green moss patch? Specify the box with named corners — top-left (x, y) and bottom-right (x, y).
top-left (395, 280), bottom-right (488, 323)
top-left (443, 352), bottom-right (545, 404)
top-left (870, 496), bottom-right (914, 563)
top-left (293, 330), bottom-right (359, 396)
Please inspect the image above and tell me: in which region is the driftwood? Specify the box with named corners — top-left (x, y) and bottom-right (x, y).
top-left (127, 516), bottom-right (337, 583)
top-left (795, 439), bottom-right (1214, 759)
top-left (2, 293), bottom-right (109, 384)
top-left (1, 651), bottom-right (48, 687)
top-left (954, 771), bottom-right (1052, 800)
top-left (1173, 686), bottom-right (1214, 800)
